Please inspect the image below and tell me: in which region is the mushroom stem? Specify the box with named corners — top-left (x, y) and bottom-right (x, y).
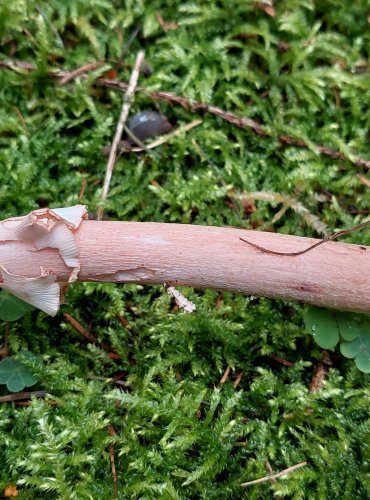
top-left (1, 220), bottom-right (369, 313)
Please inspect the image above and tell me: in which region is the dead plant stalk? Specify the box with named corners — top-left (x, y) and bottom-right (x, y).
top-left (97, 51), bottom-right (145, 220)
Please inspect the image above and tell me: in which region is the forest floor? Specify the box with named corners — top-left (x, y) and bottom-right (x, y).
top-left (0, 1), bottom-right (369, 498)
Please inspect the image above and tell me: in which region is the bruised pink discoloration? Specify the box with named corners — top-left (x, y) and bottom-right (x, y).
top-left (292, 283), bottom-right (321, 294)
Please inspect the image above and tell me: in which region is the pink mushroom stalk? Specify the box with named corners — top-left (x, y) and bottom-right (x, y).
top-left (0, 206), bottom-right (369, 315)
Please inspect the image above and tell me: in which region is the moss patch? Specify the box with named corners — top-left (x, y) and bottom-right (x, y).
top-left (0, 1), bottom-right (369, 498)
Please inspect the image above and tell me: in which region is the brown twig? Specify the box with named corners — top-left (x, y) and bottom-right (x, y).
top-left (234, 371), bottom-right (243, 387)
top-left (0, 391), bottom-right (49, 403)
top-left (12, 106), bottom-right (27, 129)
top-left (357, 173), bottom-right (370, 188)
top-left (96, 51), bottom-right (145, 220)
top-left (277, 134), bottom-right (370, 168)
top-left (22, 27), bottom-right (38, 47)
top-left (63, 313), bottom-right (121, 360)
top-left (0, 60), bottom-right (38, 71)
top-left (269, 354), bottom-right (294, 367)
top-left (15, 400), bottom-right (59, 406)
top-left (107, 425), bottom-right (118, 500)
top-left (309, 362), bottom-right (327, 393)
top-left (115, 313), bottom-right (132, 330)
top-left (100, 79), bottom-right (370, 169)
top-left (78, 177), bottom-right (87, 201)
top-left (0, 322), bottom-right (10, 358)
top-left (241, 461), bottom-right (307, 487)
top-left (1, 58), bottom-right (369, 169)
top-left (239, 219), bottom-right (370, 257)
top-left (309, 351), bottom-right (332, 393)
top-left (264, 460), bottom-right (283, 500)
top-left (87, 375), bottom-right (130, 387)
top-left (219, 366), bottom-right (231, 384)
top-left (58, 61), bottom-right (104, 85)
top-left (101, 77), bottom-right (266, 134)
top-left (264, 460), bottom-right (278, 484)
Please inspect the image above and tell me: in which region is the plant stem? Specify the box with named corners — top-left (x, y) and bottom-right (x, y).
top-left (97, 51), bottom-right (145, 220)
top-left (241, 461), bottom-right (307, 487)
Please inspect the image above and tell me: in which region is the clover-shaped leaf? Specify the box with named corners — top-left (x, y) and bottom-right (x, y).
top-left (305, 307), bottom-right (370, 373)
top-left (336, 313), bottom-right (361, 342)
top-left (0, 291), bottom-right (35, 321)
top-left (0, 351), bottom-right (39, 392)
top-left (304, 307), bottom-right (339, 349)
top-left (340, 330), bottom-right (370, 373)
top-left (340, 337), bottom-right (360, 359)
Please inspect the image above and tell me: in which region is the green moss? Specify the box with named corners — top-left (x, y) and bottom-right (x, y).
top-left (0, 0), bottom-right (369, 498)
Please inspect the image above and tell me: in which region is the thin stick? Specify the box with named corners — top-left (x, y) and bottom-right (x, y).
top-left (78, 177), bottom-right (87, 201)
top-left (104, 120), bottom-right (201, 157)
top-left (12, 106), bottom-right (27, 129)
top-left (63, 313), bottom-right (120, 360)
top-left (115, 313), bottom-right (132, 330)
top-left (309, 362), bottom-right (327, 393)
top-left (87, 375), bottom-right (130, 387)
top-left (122, 123), bottom-right (152, 152)
top-left (264, 460), bottom-right (278, 484)
top-left (241, 461), bottom-right (307, 487)
top-left (234, 371), bottom-right (243, 387)
top-left (219, 366), bottom-right (231, 384)
top-left (117, 27), bottom-right (140, 67)
top-left (100, 78), bottom-right (370, 169)
top-left (22, 27), bottom-right (38, 47)
top-left (357, 173), bottom-right (370, 189)
top-left (58, 61), bottom-right (104, 86)
top-left (108, 425), bottom-right (118, 500)
top-left (269, 354), bottom-right (294, 367)
top-left (101, 79), bottom-right (265, 135)
top-left (96, 51), bottom-right (144, 220)
top-left (129, 120), bottom-right (202, 152)
top-left (0, 322), bottom-right (10, 358)
top-left (236, 191), bottom-right (330, 237)
top-left (0, 391), bottom-right (49, 403)
top-left (239, 220), bottom-right (370, 257)
top-left (1, 59), bottom-right (370, 169)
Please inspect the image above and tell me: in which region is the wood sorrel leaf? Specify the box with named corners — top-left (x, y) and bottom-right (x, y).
top-left (0, 351), bottom-right (39, 392)
top-left (0, 291), bottom-right (35, 321)
top-left (304, 307), bottom-right (339, 349)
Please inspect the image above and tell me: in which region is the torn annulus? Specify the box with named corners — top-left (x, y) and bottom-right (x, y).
top-left (0, 205), bottom-right (87, 316)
